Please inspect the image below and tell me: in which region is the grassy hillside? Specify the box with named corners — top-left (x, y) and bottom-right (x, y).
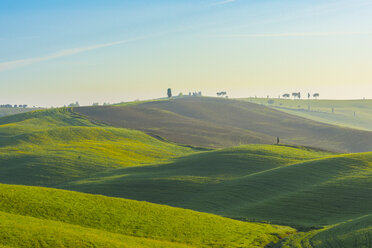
top-left (242, 98), bottom-right (372, 132)
top-left (1, 100), bottom-right (372, 247)
top-left (1, 108), bottom-right (368, 231)
top-left (75, 97), bottom-right (372, 153)
top-left (278, 214), bottom-right (372, 248)
top-left (0, 183), bottom-right (295, 248)
top-left (63, 145), bottom-right (372, 230)
top-left (0, 107), bottom-right (38, 118)
top-left (0, 108), bottom-right (193, 185)
top-left (0, 211), bottom-right (190, 248)
top-left (77, 99), bottom-right (274, 148)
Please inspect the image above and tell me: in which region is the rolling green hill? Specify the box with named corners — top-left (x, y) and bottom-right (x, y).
top-left (1, 100), bottom-right (372, 247)
top-left (62, 145), bottom-right (372, 231)
top-left (1, 106), bottom-right (372, 231)
top-left (75, 97), bottom-right (372, 153)
top-left (0, 108), bottom-right (193, 186)
top-left (0, 183), bottom-right (295, 248)
top-left (242, 98), bottom-right (372, 132)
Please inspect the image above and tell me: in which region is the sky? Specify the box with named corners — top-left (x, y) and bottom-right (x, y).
top-left (1, 0), bottom-right (372, 107)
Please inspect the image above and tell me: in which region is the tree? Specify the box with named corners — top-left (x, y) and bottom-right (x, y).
top-left (291, 92), bottom-right (301, 99)
top-left (308, 93), bottom-right (310, 99)
top-left (282, 93), bottom-right (290, 98)
top-left (167, 88), bottom-right (172, 98)
top-left (313, 93), bottom-right (319, 99)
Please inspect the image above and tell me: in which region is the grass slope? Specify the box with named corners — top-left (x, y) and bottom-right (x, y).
top-left (75, 97), bottom-right (372, 153)
top-left (63, 145), bottom-right (372, 230)
top-left (0, 183), bottom-right (295, 248)
top-left (1, 102), bottom-right (372, 247)
top-left (0, 211), bottom-right (190, 248)
top-left (0, 108), bottom-right (193, 186)
top-left (243, 98), bottom-right (372, 132)
top-left (278, 214), bottom-right (372, 248)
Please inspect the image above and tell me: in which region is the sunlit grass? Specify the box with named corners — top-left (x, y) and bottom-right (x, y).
top-left (0, 183), bottom-right (295, 248)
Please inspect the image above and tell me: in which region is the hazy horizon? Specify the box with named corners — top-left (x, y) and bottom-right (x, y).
top-left (1, 0), bottom-right (372, 107)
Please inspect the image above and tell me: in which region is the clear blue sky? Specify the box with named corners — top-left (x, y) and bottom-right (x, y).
top-left (1, 0), bottom-right (372, 106)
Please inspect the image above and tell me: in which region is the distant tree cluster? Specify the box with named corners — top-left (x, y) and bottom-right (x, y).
top-left (189, 91), bottom-right (202, 97)
top-left (167, 88), bottom-right (203, 98)
top-left (0, 104), bottom-right (28, 108)
top-left (68, 102), bottom-right (80, 107)
top-left (216, 91), bottom-right (227, 97)
top-left (281, 92), bottom-right (320, 100)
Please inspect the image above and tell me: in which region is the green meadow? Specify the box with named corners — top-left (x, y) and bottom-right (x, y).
top-left (62, 145), bottom-right (372, 229)
top-left (243, 98), bottom-right (372, 131)
top-left (0, 184), bottom-right (294, 248)
top-left (1, 98), bottom-right (372, 247)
